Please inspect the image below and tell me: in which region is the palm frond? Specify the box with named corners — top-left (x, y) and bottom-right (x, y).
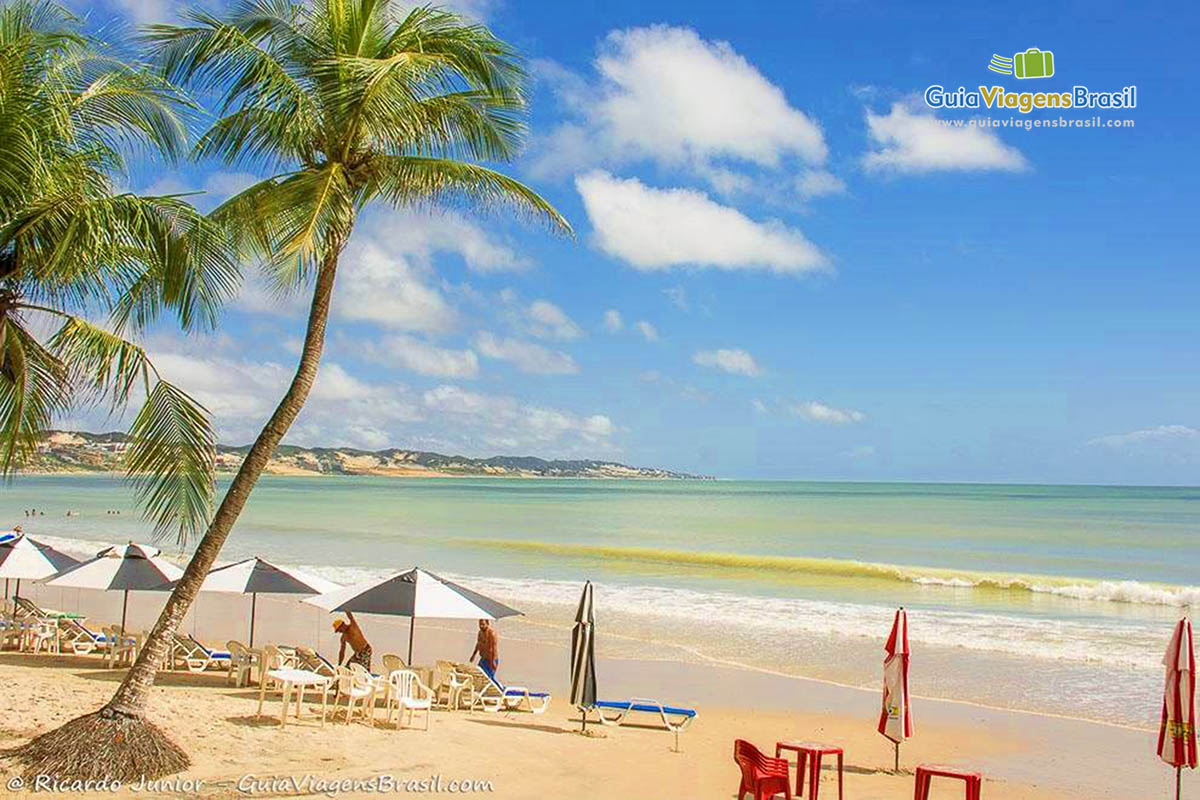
top-left (366, 155), bottom-right (571, 234)
top-left (126, 379), bottom-right (215, 545)
top-left (46, 314), bottom-right (151, 407)
top-left (0, 317), bottom-right (68, 474)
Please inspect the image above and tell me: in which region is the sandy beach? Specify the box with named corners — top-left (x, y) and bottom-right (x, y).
top-left (0, 585), bottom-right (1185, 799)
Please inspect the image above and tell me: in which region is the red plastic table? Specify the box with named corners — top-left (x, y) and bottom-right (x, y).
top-left (914, 764), bottom-right (982, 800)
top-left (775, 741), bottom-right (843, 800)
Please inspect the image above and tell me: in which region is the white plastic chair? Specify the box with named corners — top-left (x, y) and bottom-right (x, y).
top-left (104, 627), bottom-right (136, 668)
top-left (333, 665), bottom-right (376, 725)
top-left (30, 619), bottom-right (59, 654)
top-left (226, 640), bottom-right (257, 687)
top-left (385, 669), bottom-right (434, 730)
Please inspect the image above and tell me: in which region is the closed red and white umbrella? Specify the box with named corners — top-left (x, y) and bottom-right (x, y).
top-left (878, 607), bottom-right (913, 771)
top-left (1158, 616), bottom-right (1196, 800)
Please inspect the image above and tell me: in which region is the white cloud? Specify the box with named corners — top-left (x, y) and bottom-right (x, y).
top-left (526, 299), bottom-right (582, 340)
top-left (635, 321), bottom-right (659, 342)
top-left (793, 401), bottom-right (866, 425)
top-left (236, 208), bottom-right (522, 332)
top-left (603, 309), bottom-right (624, 332)
top-left (532, 25), bottom-right (826, 186)
top-left (368, 335), bottom-right (479, 378)
top-left (336, 239), bottom-right (457, 333)
top-left (862, 103), bottom-right (1028, 173)
top-left (475, 332), bottom-right (579, 375)
top-left (151, 347), bottom-right (422, 447)
top-left (1088, 425), bottom-right (1200, 449)
top-left (422, 385), bottom-right (616, 453)
top-left (796, 169), bottom-right (847, 199)
top-left (692, 348), bottom-right (763, 377)
top-left (382, 209), bottom-right (530, 274)
top-left (576, 171), bottom-right (827, 274)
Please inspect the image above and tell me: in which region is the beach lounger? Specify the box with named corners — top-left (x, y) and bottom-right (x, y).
top-left (294, 646), bottom-right (337, 678)
top-left (588, 698), bottom-right (698, 750)
top-left (459, 662), bottom-right (551, 714)
top-left (13, 597), bottom-right (48, 619)
top-left (171, 634), bottom-right (231, 673)
top-left (60, 618), bottom-right (109, 655)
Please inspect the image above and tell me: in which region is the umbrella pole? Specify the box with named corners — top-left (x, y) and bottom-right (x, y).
top-left (249, 593), bottom-right (257, 648)
top-left (4, 579), bottom-right (8, 599)
top-left (407, 618), bottom-right (415, 665)
top-left (14, 578), bottom-right (20, 599)
top-left (120, 589), bottom-right (129, 634)
top-left (1177, 765), bottom-right (1182, 800)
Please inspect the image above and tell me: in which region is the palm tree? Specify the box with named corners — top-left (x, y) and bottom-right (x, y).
top-left (0, 1), bottom-right (233, 543)
top-left (14, 0), bottom-right (569, 781)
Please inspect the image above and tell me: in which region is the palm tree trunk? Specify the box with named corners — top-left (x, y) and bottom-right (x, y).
top-left (106, 237), bottom-right (345, 717)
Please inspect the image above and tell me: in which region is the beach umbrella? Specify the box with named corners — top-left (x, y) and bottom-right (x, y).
top-left (305, 567), bottom-right (521, 663)
top-left (1158, 617), bottom-right (1197, 800)
top-left (0, 531), bottom-right (79, 599)
top-left (878, 607), bottom-right (913, 772)
top-left (46, 542), bottom-right (182, 632)
top-left (569, 581), bottom-right (598, 732)
top-left (169, 557), bottom-right (342, 646)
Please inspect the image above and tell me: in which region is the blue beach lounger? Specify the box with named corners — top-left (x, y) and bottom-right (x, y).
top-left (471, 663), bottom-right (552, 714)
top-left (172, 633), bottom-right (232, 673)
top-left (588, 698), bottom-right (698, 750)
top-left (61, 618), bottom-right (109, 655)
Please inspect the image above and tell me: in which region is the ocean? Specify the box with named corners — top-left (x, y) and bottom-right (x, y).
top-left (6, 474), bottom-right (1197, 727)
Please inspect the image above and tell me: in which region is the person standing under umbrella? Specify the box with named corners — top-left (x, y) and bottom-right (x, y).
top-left (334, 612), bottom-right (372, 670)
top-left (471, 619), bottom-right (500, 675)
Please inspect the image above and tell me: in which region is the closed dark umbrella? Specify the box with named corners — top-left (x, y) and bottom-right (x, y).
top-left (569, 581), bottom-right (597, 732)
top-left (306, 567), bottom-right (521, 663)
top-left (46, 543), bottom-right (182, 632)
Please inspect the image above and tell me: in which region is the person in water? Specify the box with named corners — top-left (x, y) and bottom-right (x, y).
top-left (334, 612), bottom-right (372, 671)
top-left (470, 619), bottom-right (499, 674)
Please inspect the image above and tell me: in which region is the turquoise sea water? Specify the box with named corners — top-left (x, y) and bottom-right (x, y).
top-left (6, 475), bottom-right (1197, 725)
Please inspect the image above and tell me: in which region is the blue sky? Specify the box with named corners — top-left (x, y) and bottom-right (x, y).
top-left (65, 0), bottom-right (1200, 483)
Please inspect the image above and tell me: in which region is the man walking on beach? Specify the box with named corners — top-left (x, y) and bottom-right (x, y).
top-left (471, 619), bottom-right (500, 674)
top-left (334, 612), bottom-right (372, 671)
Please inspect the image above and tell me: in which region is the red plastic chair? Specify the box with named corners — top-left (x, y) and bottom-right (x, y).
top-left (735, 739), bottom-right (793, 800)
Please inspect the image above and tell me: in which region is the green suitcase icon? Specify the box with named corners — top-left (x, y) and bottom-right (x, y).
top-left (1013, 48), bottom-right (1054, 79)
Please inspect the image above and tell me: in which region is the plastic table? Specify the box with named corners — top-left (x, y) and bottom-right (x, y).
top-left (256, 668), bottom-right (332, 727)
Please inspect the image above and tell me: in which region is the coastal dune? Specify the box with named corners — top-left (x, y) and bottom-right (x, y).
top-left (1, 584), bottom-right (1183, 799)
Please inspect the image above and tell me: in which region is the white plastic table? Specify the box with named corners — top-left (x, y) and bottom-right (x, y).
top-left (256, 668), bottom-right (332, 727)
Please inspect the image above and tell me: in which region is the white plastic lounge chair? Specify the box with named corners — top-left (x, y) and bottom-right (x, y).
top-left (588, 698), bottom-right (698, 750)
top-left (13, 597), bottom-right (48, 619)
top-left (294, 646), bottom-right (336, 678)
top-left (385, 669), bottom-right (434, 730)
top-left (171, 633), bottom-right (232, 673)
top-left (333, 665), bottom-right (377, 725)
top-left (459, 662), bottom-right (551, 714)
top-left (60, 618), bottom-right (109, 655)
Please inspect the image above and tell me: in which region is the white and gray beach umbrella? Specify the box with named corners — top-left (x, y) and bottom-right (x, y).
top-left (0, 531), bottom-right (80, 598)
top-left (569, 581), bottom-right (597, 731)
top-left (172, 557), bottom-right (342, 646)
top-left (47, 542), bottom-right (183, 632)
top-left (306, 567), bottom-right (521, 663)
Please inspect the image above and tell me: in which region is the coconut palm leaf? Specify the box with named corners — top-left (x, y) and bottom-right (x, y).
top-left (126, 379), bottom-right (215, 545)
